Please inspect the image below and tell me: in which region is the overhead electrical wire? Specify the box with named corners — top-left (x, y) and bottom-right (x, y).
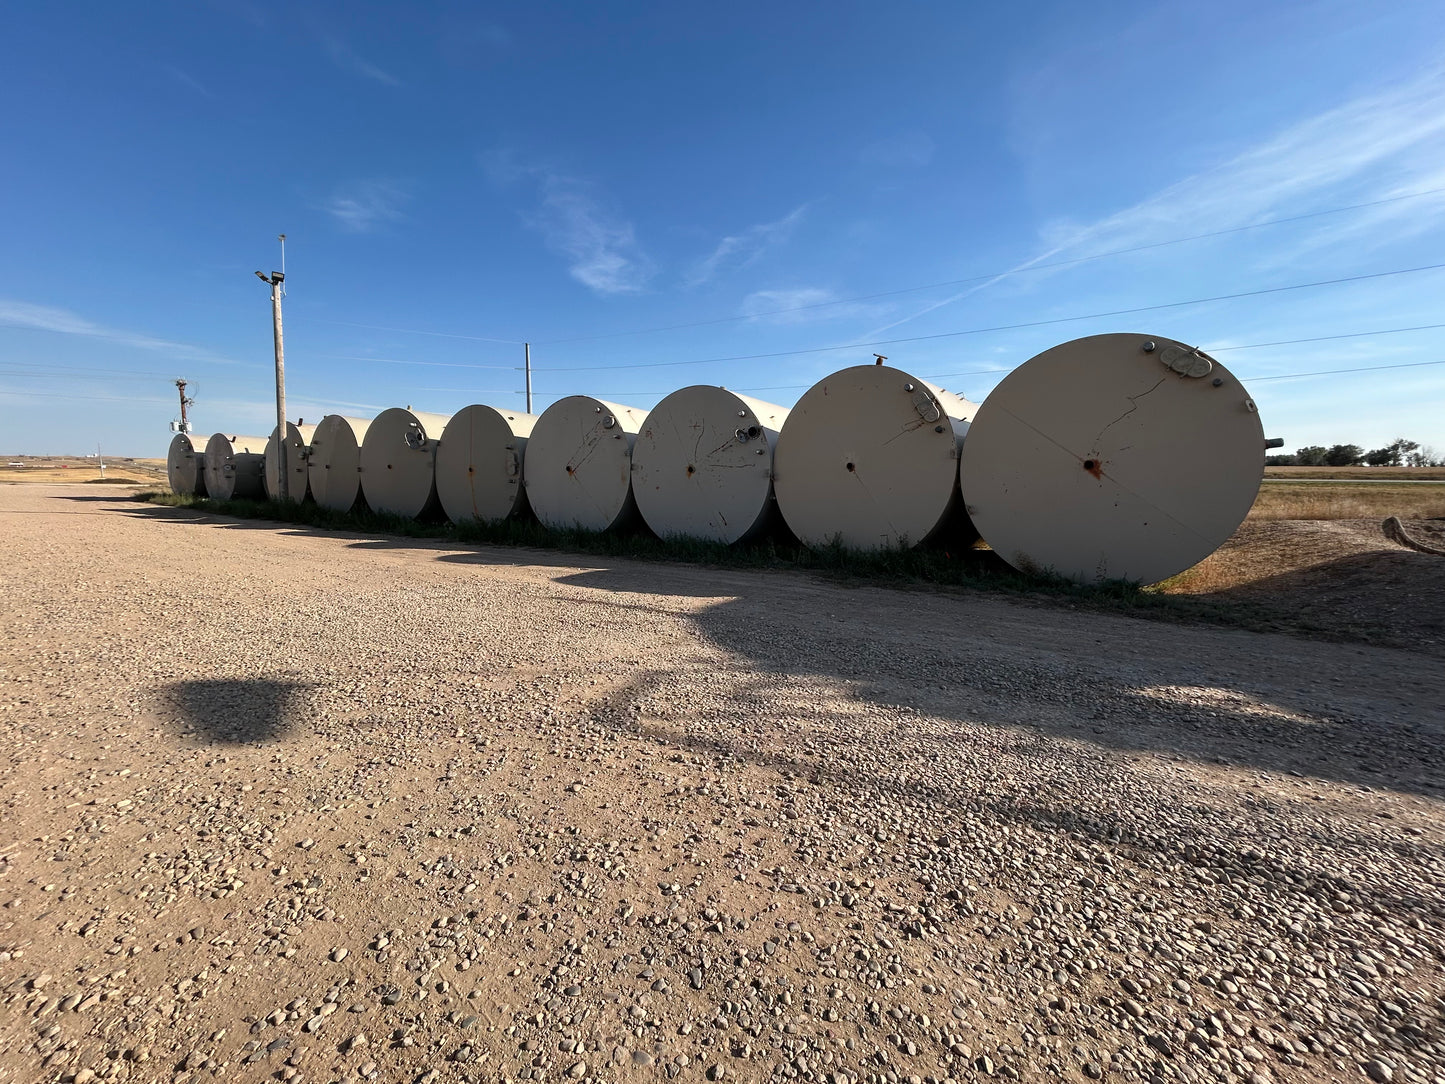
top-left (530, 262), bottom-right (1445, 373)
top-left (314, 354), bottom-right (519, 371)
top-left (0, 390), bottom-right (174, 404)
top-left (505, 356), bottom-right (1445, 404)
top-left (1247, 358), bottom-right (1445, 382)
top-left (289, 185), bottom-right (1445, 349)
top-left (305, 319), bottom-right (526, 345)
top-left (922, 322), bottom-right (1445, 380)
top-left (532, 185), bottom-right (1445, 344)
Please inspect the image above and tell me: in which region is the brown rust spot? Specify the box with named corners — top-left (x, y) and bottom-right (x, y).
top-left (1083, 457), bottom-right (1103, 480)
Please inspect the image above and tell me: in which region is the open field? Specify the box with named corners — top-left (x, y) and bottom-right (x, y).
top-left (1264, 466), bottom-right (1445, 481)
top-left (0, 455), bottom-right (167, 486)
top-left (1247, 482), bottom-right (1445, 521)
top-left (2, 484), bottom-right (1443, 1084)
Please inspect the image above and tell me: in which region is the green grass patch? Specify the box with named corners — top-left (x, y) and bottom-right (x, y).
top-left (133, 490), bottom-right (1284, 635)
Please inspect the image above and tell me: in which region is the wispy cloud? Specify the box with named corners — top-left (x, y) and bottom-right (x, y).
top-left (859, 131), bottom-right (935, 169)
top-left (866, 69), bottom-right (1445, 338)
top-left (687, 206), bottom-right (807, 286)
top-left (1037, 71), bottom-right (1445, 259)
top-left (322, 36), bottom-right (401, 86)
top-left (323, 181), bottom-right (408, 232)
top-left (164, 65), bottom-right (212, 97)
top-left (536, 175), bottom-right (653, 294)
top-left (483, 153), bottom-right (653, 295)
top-left (0, 300), bottom-right (244, 365)
top-left (739, 288), bottom-right (891, 326)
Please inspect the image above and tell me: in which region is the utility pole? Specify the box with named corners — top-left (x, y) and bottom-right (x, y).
top-left (524, 342), bottom-right (532, 413)
top-left (255, 234), bottom-right (287, 502)
top-left (97, 443), bottom-right (105, 479)
top-left (174, 379), bottom-right (194, 432)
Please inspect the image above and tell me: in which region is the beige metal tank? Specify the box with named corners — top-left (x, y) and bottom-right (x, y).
top-left (631, 386), bottom-right (788, 544)
top-left (772, 365), bottom-right (977, 550)
top-left (166, 432), bottom-right (207, 497)
top-left (523, 396), bottom-right (646, 532)
top-left (958, 333), bottom-right (1267, 585)
top-left (264, 421), bottom-right (317, 503)
top-left (203, 433), bottom-right (269, 501)
top-left (358, 407), bottom-right (453, 518)
top-left (307, 415), bottom-right (372, 512)
top-left (434, 404), bottom-right (540, 524)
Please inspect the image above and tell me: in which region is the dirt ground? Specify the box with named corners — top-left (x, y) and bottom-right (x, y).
top-left (2, 486), bottom-right (1443, 1084)
top-left (0, 457), bottom-right (167, 487)
top-left (1161, 518), bottom-right (1445, 655)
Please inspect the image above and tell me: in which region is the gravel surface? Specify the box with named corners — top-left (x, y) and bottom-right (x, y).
top-left (2, 485), bottom-right (1443, 1084)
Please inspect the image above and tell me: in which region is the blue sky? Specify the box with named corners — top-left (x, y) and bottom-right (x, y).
top-left (3, 0), bottom-right (1444, 457)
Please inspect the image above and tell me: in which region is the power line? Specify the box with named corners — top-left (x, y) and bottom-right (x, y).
top-left (0, 367), bottom-right (174, 383)
top-left (1248, 358), bottom-right (1445, 382)
top-left (283, 185), bottom-right (1445, 352)
top-left (519, 355), bottom-right (1445, 405)
top-left (531, 185), bottom-right (1445, 344)
top-left (314, 353), bottom-right (519, 372)
top-left (922, 322), bottom-right (1445, 381)
top-left (0, 390), bottom-right (173, 404)
top-left (533, 262), bottom-right (1445, 373)
top-left (1204, 323), bottom-right (1445, 352)
top-left (0, 362), bottom-right (183, 379)
top-left (306, 319), bottom-right (526, 345)
top-left (412, 387), bottom-right (523, 395)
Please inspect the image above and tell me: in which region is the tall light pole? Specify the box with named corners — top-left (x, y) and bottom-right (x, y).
top-left (255, 245), bottom-right (287, 502)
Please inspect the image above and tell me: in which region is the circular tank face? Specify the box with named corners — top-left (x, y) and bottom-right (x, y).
top-left (632, 386), bottom-right (789, 544)
top-left (773, 365), bottom-right (977, 550)
top-left (166, 432), bottom-right (207, 497)
top-left (358, 408), bottom-right (453, 518)
top-left (264, 422), bottom-right (317, 503)
top-left (308, 415), bottom-right (372, 512)
top-left (523, 396), bottom-right (646, 532)
top-left (203, 433), bottom-right (269, 501)
top-left (435, 405), bottom-right (539, 524)
top-left (958, 333), bottom-right (1266, 586)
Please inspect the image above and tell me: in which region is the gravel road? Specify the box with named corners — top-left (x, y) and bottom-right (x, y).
top-left (2, 484), bottom-right (1442, 1084)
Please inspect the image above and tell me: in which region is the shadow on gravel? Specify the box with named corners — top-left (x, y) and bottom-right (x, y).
top-left (1207, 550), bottom-right (1445, 652)
top-left (558, 565), bottom-right (1445, 803)
top-left (164, 679), bottom-right (311, 744)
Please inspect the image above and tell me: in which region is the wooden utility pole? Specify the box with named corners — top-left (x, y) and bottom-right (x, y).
top-left (524, 342), bottom-right (532, 413)
top-left (174, 379), bottom-right (194, 432)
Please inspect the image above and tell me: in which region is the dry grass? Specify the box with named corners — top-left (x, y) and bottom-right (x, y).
top-left (1249, 482), bottom-right (1445, 521)
top-left (0, 468), bottom-right (156, 484)
top-left (0, 455), bottom-right (167, 486)
top-left (1265, 465), bottom-right (1445, 480)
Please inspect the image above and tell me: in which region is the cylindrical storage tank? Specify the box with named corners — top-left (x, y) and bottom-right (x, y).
top-left (631, 386), bottom-right (788, 544)
top-left (358, 408), bottom-right (453, 518)
top-left (773, 365), bottom-right (977, 550)
top-left (308, 415), bottom-right (372, 512)
top-left (958, 333), bottom-right (1267, 585)
top-left (166, 432), bottom-right (208, 497)
top-left (203, 433), bottom-right (269, 501)
top-left (435, 405), bottom-right (540, 524)
top-left (264, 421), bottom-right (317, 503)
top-left (523, 396), bottom-right (646, 532)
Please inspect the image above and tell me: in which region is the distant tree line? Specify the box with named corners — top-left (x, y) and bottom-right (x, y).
top-left (1266, 438), bottom-right (1443, 467)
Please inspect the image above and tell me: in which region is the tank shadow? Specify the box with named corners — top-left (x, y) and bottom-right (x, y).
top-left (163, 678), bottom-right (312, 744)
top-left (1202, 549), bottom-right (1445, 654)
top-left (583, 666), bottom-right (1445, 924)
top-left (545, 562), bottom-right (1445, 802)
